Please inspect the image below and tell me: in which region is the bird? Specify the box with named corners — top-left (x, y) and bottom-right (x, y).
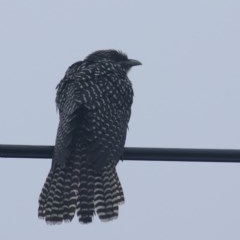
top-left (38, 49), bottom-right (141, 224)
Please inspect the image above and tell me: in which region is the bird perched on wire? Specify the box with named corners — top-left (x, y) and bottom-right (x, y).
top-left (38, 49), bottom-right (141, 224)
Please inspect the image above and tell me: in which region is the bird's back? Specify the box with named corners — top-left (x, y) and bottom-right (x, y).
top-left (54, 59), bottom-right (133, 170)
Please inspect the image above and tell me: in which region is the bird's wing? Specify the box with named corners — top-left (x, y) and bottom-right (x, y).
top-left (52, 62), bottom-right (108, 168)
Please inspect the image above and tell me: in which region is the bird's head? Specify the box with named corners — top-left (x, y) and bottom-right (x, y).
top-left (85, 50), bottom-right (142, 72)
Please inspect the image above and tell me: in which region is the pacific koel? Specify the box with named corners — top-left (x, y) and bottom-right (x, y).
top-left (38, 50), bottom-right (141, 224)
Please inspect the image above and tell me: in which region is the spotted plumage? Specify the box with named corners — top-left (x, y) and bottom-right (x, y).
top-left (38, 50), bottom-right (141, 224)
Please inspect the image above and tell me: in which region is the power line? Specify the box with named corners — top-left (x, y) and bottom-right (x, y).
top-left (0, 144), bottom-right (240, 163)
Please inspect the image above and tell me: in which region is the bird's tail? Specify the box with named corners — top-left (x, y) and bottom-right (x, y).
top-left (38, 161), bottom-right (124, 224)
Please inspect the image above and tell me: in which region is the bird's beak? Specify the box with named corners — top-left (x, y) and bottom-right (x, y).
top-left (126, 59), bottom-right (142, 67)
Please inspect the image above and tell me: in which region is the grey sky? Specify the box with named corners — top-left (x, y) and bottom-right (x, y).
top-left (1, 0), bottom-right (240, 239)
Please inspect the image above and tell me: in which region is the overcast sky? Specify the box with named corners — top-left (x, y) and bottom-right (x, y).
top-left (1, 0), bottom-right (240, 239)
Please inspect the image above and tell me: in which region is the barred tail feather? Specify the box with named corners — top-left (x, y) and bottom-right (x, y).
top-left (38, 171), bottom-right (53, 219)
top-left (64, 161), bottom-right (79, 222)
top-left (76, 163), bottom-right (95, 223)
top-left (62, 163), bottom-right (74, 221)
top-left (94, 165), bottom-right (124, 222)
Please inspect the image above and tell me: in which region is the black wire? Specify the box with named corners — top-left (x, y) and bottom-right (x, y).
top-left (0, 144), bottom-right (240, 163)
